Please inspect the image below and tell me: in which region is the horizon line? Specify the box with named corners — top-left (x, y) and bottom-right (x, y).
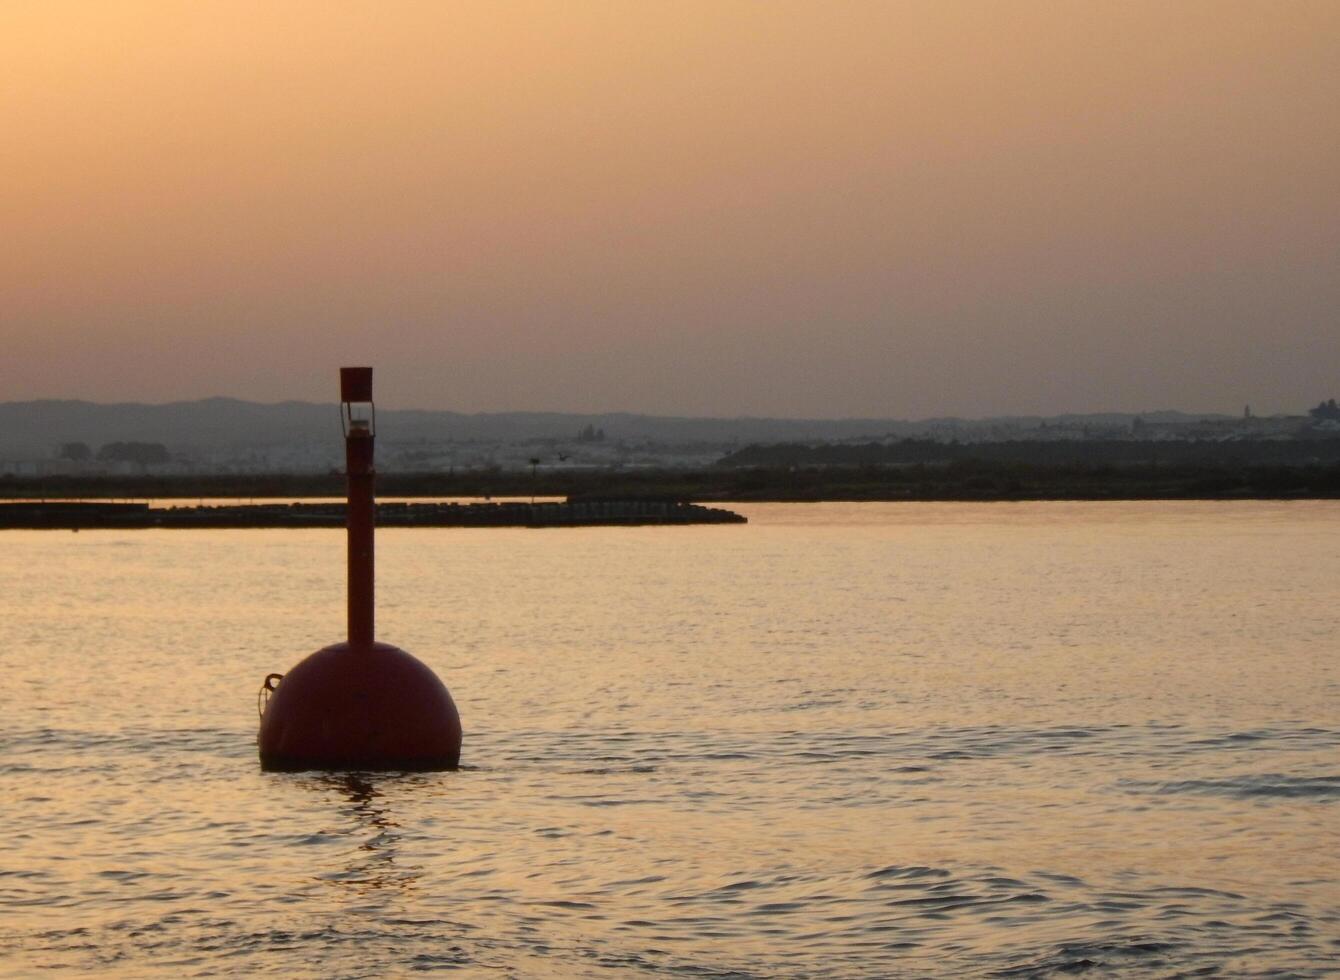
top-left (0, 394), bottom-right (1258, 426)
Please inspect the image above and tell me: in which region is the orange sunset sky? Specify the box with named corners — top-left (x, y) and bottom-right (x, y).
top-left (2, 1), bottom-right (1336, 416)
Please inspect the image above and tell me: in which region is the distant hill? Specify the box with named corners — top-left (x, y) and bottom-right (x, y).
top-left (0, 397), bottom-right (1231, 459)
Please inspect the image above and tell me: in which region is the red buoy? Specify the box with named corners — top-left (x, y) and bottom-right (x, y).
top-left (258, 367), bottom-right (462, 771)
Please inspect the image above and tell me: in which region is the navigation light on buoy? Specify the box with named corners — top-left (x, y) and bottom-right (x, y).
top-left (257, 368), bottom-right (463, 771)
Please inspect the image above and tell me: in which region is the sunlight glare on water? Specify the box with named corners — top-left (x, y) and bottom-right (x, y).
top-left (1, 501), bottom-right (1337, 976)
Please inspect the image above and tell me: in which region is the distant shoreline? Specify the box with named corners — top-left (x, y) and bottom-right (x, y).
top-left (0, 499), bottom-right (747, 530)
top-left (3, 461), bottom-right (1339, 503)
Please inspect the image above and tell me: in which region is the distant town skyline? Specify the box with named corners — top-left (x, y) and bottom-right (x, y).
top-left (2, 2), bottom-right (1336, 418)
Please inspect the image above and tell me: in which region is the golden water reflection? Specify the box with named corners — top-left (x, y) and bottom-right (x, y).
top-left (314, 773), bottom-right (422, 896)
top-left (0, 502), bottom-right (1336, 976)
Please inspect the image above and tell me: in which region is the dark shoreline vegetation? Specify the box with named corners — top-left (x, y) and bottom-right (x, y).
top-left (5, 449), bottom-right (1340, 504)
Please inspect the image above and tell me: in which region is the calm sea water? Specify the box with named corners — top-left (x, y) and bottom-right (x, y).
top-left (1, 501), bottom-right (1336, 977)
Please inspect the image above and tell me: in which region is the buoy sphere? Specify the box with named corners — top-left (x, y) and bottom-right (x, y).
top-left (258, 642), bottom-right (462, 771)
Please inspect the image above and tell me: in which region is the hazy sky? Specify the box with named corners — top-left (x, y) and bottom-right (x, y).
top-left (2, 1), bottom-right (1336, 417)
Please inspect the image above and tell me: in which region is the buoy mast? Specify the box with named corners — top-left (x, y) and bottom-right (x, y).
top-left (341, 366), bottom-right (376, 650)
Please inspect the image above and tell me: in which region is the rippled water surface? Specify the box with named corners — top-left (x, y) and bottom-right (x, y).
top-left (2, 501), bottom-right (1337, 977)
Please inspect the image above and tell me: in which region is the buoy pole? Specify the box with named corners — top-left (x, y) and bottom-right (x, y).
top-left (341, 367), bottom-right (375, 651)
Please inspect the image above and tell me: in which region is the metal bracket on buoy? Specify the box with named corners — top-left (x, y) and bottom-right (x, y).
top-left (257, 673), bottom-right (283, 718)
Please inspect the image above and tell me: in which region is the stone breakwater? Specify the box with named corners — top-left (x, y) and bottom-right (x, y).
top-left (0, 499), bottom-right (746, 529)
